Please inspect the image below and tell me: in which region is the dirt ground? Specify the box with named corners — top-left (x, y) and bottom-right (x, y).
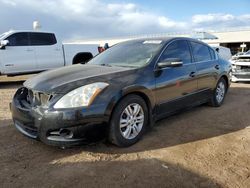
top-left (0, 75), bottom-right (249, 188)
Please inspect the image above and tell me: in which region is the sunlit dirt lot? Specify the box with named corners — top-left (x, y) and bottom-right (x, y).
top-left (0, 75), bottom-right (249, 188)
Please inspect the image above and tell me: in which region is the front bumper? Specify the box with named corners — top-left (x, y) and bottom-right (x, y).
top-left (11, 88), bottom-right (109, 147)
top-left (231, 62), bottom-right (250, 82)
top-left (231, 72), bottom-right (250, 82)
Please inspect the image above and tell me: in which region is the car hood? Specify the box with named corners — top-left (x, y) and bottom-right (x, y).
top-left (233, 54), bottom-right (250, 59)
top-left (231, 55), bottom-right (250, 64)
top-left (24, 64), bottom-right (134, 94)
top-left (231, 61), bottom-right (250, 66)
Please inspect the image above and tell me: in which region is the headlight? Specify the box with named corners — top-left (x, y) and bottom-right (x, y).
top-left (54, 82), bottom-right (109, 109)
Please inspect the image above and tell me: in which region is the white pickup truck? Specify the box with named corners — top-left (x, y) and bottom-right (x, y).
top-left (0, 30), bottom-right (99, 76)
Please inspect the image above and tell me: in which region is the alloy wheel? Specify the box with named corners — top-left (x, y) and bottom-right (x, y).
top-left (216, 81), bottom-right (226, 103)
top-left (119, 103), bottom-right (144, 140)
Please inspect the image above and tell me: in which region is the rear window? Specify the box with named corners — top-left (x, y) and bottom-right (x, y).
top-left (29, 33), bottom-right (57, 46)
top-left (191, 42), bottom-right (212, 62)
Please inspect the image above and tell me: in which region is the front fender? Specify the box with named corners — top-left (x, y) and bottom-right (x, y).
top-left (104, 85), bottom-right (156, 120)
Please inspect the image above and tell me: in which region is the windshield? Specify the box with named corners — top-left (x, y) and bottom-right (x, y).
top-left (245, 50), bottom-right (250, 55)
top-left (88, 40), bottom-right (164, 68)
top-left (0, 32), bottom-right (8, 40)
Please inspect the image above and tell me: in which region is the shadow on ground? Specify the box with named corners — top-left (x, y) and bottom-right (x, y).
top-left (0, 156), bottom-right (222, 188)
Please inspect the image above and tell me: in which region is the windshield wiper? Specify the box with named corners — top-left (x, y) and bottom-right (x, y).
top-left (110, 64), bottom-right (138, 68)
top-left (100, 64), bottom-right (112, 67)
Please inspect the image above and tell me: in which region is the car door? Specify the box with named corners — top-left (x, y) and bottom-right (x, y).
top-left (154, 39), bottom-right (198, 116)
top-left (29, 32), bottom-right (64, 70)
top-left (189, 41), bottom-right (219, 94)
top-left (1, 32), bottom-right (36, 74)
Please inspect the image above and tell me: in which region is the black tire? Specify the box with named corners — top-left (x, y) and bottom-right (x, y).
top-left (209, 78), bottom-right (228, 107)
top-left (108, 94), bottom-right (148, 147)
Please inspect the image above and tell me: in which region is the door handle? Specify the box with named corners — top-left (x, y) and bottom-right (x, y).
top-left (26, 49), bottom-right (33, 52)
top-left (215, 65), bottom-right (220, 70)
top-left (189, 72), bottom-right (196, 78)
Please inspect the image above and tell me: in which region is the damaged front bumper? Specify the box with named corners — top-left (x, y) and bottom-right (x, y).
top-left (11, 87), bottom-right (109, 147)
top-left (231, 63), bottom-right (250, 82)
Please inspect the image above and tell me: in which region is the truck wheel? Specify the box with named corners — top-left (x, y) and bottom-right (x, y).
top-left (108, 95), bottom-right (148, 147)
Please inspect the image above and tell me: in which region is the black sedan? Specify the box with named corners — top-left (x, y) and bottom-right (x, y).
top-left (11, 37), bottom-right (231, 147)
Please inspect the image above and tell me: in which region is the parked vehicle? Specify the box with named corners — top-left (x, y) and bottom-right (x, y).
top-left (11, 37), bottom-right (231, 147)
top-left (230, 50), bottom-right (250, 82)
top-left (232, 52), bottom-right (245, 59)
top-left (0, 30), bottom-right (99, 76)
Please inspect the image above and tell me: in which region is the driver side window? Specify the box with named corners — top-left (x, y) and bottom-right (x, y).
top-left (160, 40), bottom-right (192, 64)
top-left (6, 33), bottom-right (29, 46)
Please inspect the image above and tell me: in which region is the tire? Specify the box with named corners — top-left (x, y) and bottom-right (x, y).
top-left (209, 78), bottom-right (228, 107)
top-left (108, 94), bottom-right (148, 147)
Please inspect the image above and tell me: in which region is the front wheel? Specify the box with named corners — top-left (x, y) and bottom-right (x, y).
top-left (108, 95), bottom-right (148, 147)
top-left (209, 78), bottom-right (228, 107)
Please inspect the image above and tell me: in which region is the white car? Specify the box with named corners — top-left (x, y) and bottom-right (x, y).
top-left (232, 52), bottom-right (245, 59)
top-left (230, 50), bottom-right (250, 82)
top-left (0, 30), bottom-right (99, 76)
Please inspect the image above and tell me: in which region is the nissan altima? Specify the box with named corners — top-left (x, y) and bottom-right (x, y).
top-left (11, 37), bottom-right (230, 147)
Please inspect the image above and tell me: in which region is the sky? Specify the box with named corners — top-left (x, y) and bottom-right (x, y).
top-left (0, 0), bottom-right (250, 41)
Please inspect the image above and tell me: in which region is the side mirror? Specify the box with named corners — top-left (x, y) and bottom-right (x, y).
top-left (157, 58), bottom-right (183, 68)
top-left (0, 40), bottom-right (9, 49)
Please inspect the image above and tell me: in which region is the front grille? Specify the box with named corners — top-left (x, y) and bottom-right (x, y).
top-left (235, 57), bottom-right (250, 62)
top-left (240, 66), bottom-right (250, 72)
top-left (235, 75), bottom-right (250, 79)
top-left (26, 89), bottom-right (53, 107)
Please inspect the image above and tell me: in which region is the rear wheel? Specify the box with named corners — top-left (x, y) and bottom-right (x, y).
top-left (109, 95), bottom-right (148, 147)
top-left (209, 78), bottom-right (227, 107)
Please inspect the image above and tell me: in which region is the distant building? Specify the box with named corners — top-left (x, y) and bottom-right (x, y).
top-left (203, 30), bottom-right (250, 55)
top-left (70, 29), bottom-right (250, 55)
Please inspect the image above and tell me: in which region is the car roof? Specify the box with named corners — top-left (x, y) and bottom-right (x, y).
top-left (124, 37), bottom-right (210, 47)
top-left (4, 30), bottom-right (54, 35)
